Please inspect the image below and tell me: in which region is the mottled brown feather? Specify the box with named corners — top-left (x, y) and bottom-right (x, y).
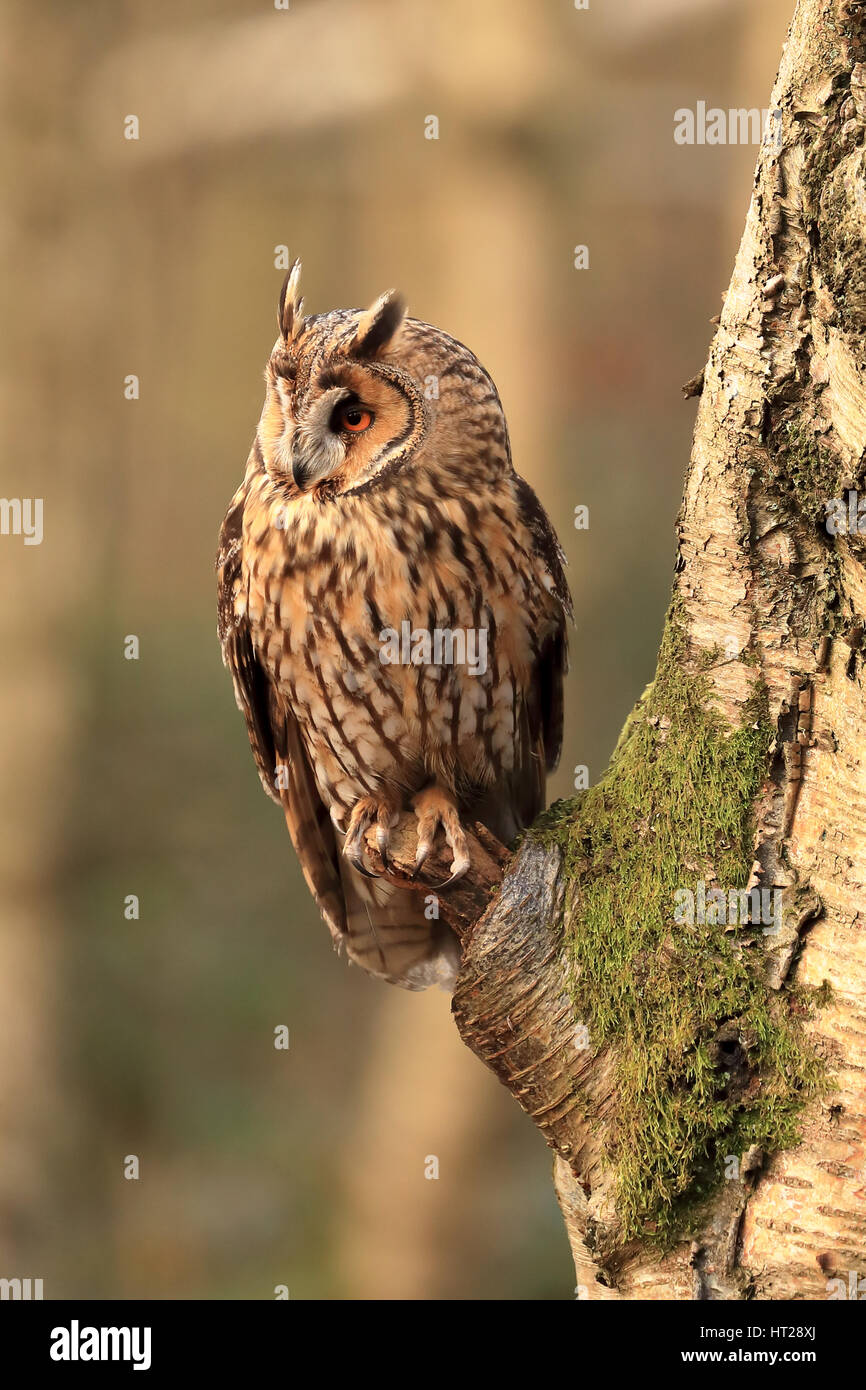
top-left (217, 282), bottom-right (571, 989)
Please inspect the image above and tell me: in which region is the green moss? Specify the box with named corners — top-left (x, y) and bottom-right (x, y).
top-left (811, 979), bottom-right (835, 1010)
top-left (817, 149), bottom-right (866, 333)
top-left (535, 599), bottom-right (822, 1244)
top-left (778, 422), bottom-right (841, 527)
top-left (760, 417), bottom-right (846, 639)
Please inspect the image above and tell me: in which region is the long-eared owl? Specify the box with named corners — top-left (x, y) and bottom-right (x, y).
top-left (217, 262), bottom-right (571, 990)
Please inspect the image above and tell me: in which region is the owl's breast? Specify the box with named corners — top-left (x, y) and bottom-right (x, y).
top-left (239, 478), bottom-right (558, 819)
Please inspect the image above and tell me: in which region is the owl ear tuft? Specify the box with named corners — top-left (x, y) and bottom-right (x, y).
top-left (352, 289), bottom-right (406, 357)
top-left (278, 259), bottom-right (304, 342)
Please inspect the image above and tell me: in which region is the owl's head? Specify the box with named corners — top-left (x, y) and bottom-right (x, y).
top-left (256, 260), bottom-right (510, 499)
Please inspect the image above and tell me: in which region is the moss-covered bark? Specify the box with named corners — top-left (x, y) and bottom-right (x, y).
top-left (535, 603), bottom-right (822, 1246)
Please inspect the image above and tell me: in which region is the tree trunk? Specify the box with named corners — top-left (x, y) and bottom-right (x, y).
top-left (370, 0), bottom-right (866, 1300)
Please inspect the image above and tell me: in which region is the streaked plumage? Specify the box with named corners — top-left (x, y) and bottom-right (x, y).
top-left (217, 263), bottom-right (571, 989)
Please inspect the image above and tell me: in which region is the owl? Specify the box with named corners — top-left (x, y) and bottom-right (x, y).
top-left (217, 262), bottom-right (571, 990)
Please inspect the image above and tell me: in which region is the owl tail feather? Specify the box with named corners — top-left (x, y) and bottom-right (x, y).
top-left (336, 850), bottom-right (461, 992)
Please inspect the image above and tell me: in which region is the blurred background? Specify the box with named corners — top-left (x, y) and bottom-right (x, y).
top-left (0, 0), bottom-right (793, 1299)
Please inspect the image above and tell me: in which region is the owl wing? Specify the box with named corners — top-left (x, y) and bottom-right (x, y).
top-left (474, 476), bottom-right (571, 845)
top-left (216, 490), bottom-right (347, 943)
top-left (514, 473), bottom-right (572, 771)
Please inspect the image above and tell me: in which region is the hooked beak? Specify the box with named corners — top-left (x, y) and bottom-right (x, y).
top-left (289, 387), bottom-right (349, 492)
top-left (291, 456), bottom-right (311, 491)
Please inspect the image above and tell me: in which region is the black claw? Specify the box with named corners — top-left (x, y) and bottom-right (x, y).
top-left (345, 843), bottom-right (377, 878)
top-left (412, 845), bottom-right (432, 881)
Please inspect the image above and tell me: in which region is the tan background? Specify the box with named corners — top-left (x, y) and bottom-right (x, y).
top-left (0, 0), bottom-right (792, 1298)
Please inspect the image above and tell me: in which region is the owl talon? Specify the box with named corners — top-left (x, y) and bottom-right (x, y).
top-left (412, 840), bottom-right (432, 880)
top-left (344, 842), bottom-right (377, 877)
top-left (376, 824), bottom-right (392, 870)
top-left (431, 841), bottom-right (471, 889)
top-left (343, 797), bottom-right (397, 877)
top-left (433, 851), bottom-right (470, 890)
top-left (411, 785), bottom-right (470, 888)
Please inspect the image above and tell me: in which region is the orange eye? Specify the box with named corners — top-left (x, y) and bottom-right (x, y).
top-left (337, 404), bottom-right (373, 433)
